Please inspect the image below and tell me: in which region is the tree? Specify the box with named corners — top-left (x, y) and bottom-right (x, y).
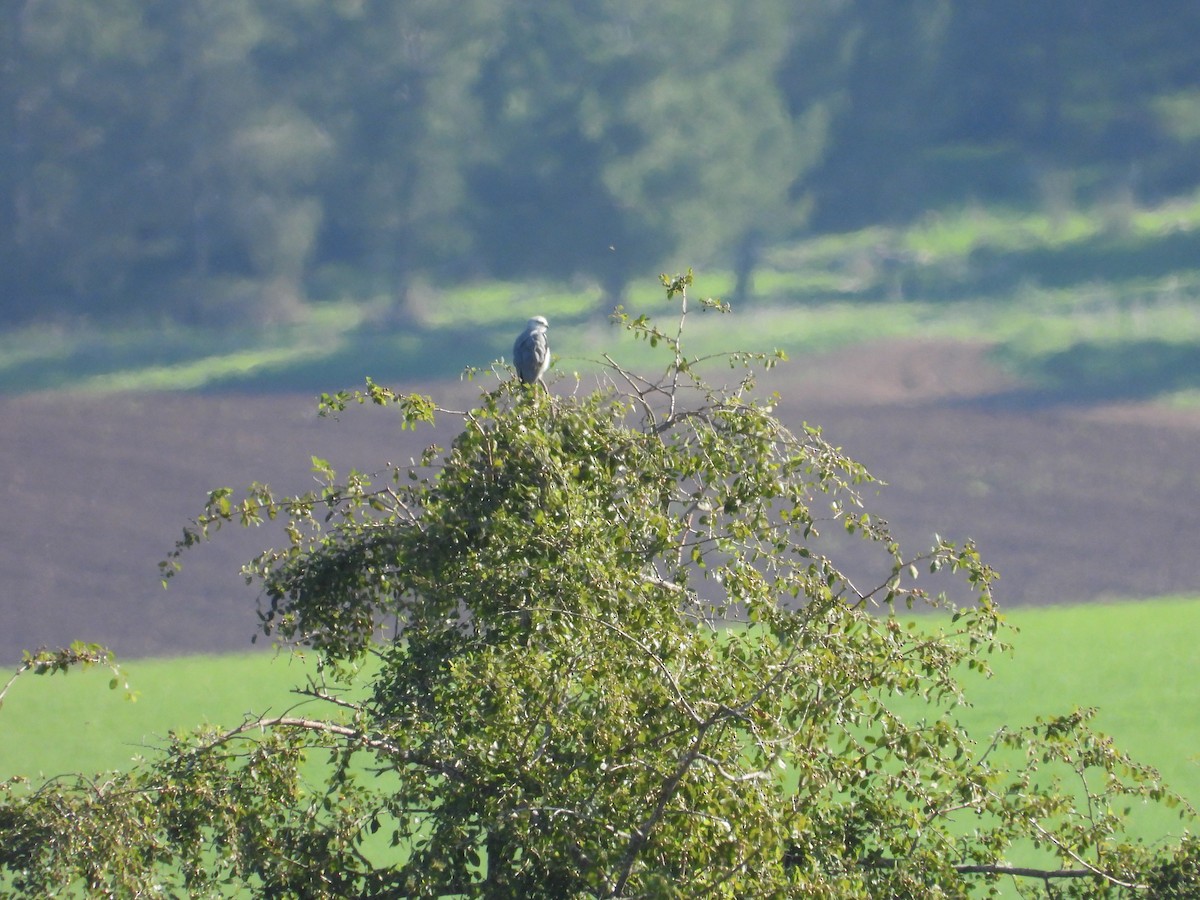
top-left (3, 275), bottom-right (1199, 897)
top-left (286, 0), bottom-right (501, 323)
top-left (596, 2), bottom-right (819, 301)
top-left (0, 0), bottom-right (173, 321)
top-left (783, 1), bottom-right (1200, 231)
top-left (0, 0), bottom-right (333, 326)
top-left (469, 0), bottom-right (818, 306)
top-left (466, 0), bottom-right (670, 304)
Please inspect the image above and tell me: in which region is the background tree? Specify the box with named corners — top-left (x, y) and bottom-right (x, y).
top-left (470, 0), bottom-right (817, 306)
top-left (0, 0), bottom-right (168, 319)
top-left (785, 0), bottom-right (1200, 230)
top-left (4, 278), bottom-right (1199, 897)
top-left (597, 2), bottom-right (820, 304)
top-left (7, 2), bottom-right (1200, 324)
top-left (288, 0), bottom-right (500, 323)
top-left (467, 0), bottom-right (679, 305)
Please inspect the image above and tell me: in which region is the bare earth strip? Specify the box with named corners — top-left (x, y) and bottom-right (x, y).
top-left (3, 339), bottom-right (1199, 662)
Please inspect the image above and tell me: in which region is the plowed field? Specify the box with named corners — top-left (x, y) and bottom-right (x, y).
top-left (4, 339), bottom-right (1199, 662)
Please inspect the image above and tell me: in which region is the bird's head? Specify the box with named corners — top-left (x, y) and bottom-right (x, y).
top-left (528, 315), bottom-right (549, 330)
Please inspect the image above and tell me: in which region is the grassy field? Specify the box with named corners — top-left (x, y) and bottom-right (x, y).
top-left (906, 595), bottom-right (1200, 841)
top-left (3, 192), bottom-right (1200, 403)
top-left (3, 597), bottom-right (1198, 846)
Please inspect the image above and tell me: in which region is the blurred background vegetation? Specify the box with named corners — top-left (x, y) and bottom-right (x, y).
top-left (4, 0), bottom-right (1200, 391)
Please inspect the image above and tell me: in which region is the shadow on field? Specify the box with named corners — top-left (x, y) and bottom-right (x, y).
top-left (980, 338), bottom-right (1200, 408)
top-left (0, 320), bottom-right (522, 395)
top-left (968, 228), bottom-right (1200, 294)
top-left (220, 308), bottom-right (614, 393)
top-left (206, 323), bottom-right (511, 393)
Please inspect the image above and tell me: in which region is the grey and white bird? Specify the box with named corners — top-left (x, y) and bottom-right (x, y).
top-left (513, 315), bottom-right (550, 385)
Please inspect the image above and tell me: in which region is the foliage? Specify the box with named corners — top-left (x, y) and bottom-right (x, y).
top-left (788, 1), bottom-right (1200, 229)
top-left (8, 2), bottom-right (1200, 323)
top-left (4, 599), bottom-right (1200, 815)
top-left (4, 278), bottom-right (1199, 897)
top-left (0, 643), bottom-right (128, 712)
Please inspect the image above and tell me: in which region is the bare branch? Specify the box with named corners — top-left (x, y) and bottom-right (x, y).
top-left (862, 855), bottom-right (1122, 884)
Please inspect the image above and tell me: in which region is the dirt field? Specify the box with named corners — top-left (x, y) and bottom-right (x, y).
top-left (4, 339), bottom-right (1200, 663)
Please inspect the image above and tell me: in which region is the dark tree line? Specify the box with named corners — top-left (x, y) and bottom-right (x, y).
top-left (4, 0), bottom-right (1200, 325)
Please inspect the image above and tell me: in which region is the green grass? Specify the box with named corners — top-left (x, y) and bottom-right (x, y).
top-left (3, 598), bottom-right (1198, 841)
top-left (0, 651), bottom-right (330, 779)
top-left (919, 596), bottom-right (1200, 839)
top-left (1, 600), bottom-right (1195, 900)
top-left (1016, 597), bottom-right (1200, 791)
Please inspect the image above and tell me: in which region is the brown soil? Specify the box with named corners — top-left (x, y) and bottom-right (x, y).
top-left (4, 339), bottom-right (1200, 662)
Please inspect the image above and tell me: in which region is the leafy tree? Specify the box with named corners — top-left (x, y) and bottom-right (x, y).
top-left (0, 0), bottom-right (170, 320)
top-left (466, 0), bottom-right (671, 304)
top-left (13, 2), bottom-right (1200, 326)
top-left (0, 0), bottom-right (327, 325)
top-left (3, 277), bottom-right (1199, 897)
top-left (283, 0), bottom-right (501, 322)
top-left (147, 0), bottom-right (335, 325)
top-left (785, 0), bottom-right (1200, 230)
top-left (596, 2), bottom-right (820, 300)
top-left (469, 0), bottom-right (817, 305)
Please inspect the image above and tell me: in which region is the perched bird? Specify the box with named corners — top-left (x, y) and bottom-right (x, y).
top-left (513, 316), bottom-right (550, 385)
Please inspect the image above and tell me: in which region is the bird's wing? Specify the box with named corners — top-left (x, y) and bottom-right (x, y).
top-left (520, 330), bottom-right (547, 360)
top-left (530, 330), bottom-right (548, 365)
top-left (513, 328), bottom-right (548, 380)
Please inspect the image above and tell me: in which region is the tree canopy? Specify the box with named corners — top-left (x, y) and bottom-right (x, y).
top-left (3, 279), bottom-right (1198, 897)
top-left (5, 2), bottom-right (1200, 323)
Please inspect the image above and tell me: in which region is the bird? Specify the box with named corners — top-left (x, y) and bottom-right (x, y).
top-left (513, 316), bottom-right (550, 385)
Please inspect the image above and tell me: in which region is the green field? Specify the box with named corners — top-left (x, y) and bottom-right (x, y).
top-left (908, 596), bottom-right (1200, 840)
top-left (3, 597), bottom-right (1198, 845)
